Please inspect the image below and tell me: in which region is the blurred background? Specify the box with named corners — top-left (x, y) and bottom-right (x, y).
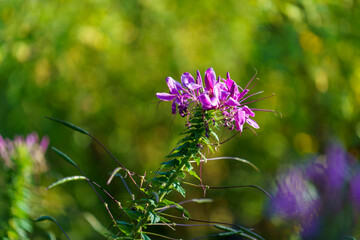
top-left (0, 0), bottom-right (359, 239)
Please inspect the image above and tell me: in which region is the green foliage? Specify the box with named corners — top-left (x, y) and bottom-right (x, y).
top-left (0, 135), bottom-right (48, 239)
top-left (1, 0), bottom-right (360, 238)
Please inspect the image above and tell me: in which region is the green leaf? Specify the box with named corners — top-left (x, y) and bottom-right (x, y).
top-left (151, 177), bottom-right (168, 186)
top-left (45, 116), bottom-right (89, 135)
top-left (148, 211), bottom-right (160, 224)
top-left (140, 233), bottom-right (152, 240)
top-left (154, 170), bottom-right (174, 177)
top-left (173, 182), bottom-right (185, 197)
top-left (192, 156), bottom-right (201, 165)
top-left (214, 224), bottom-right (239, 232)
top-left (174, 205), bottom-right (191, 219)
top-left (35, 216), bottom-right (57, 223)
top-left (124, 210), bottom-right (144, 221)
top-left (46, 176), bottom-right (87, 190)
top-left (210, 131), bottom-right (219, 142)
top-left (115, 221), bottom-right (132, 235)
top-left (51, 147), bottom-right (78, 168)
top-left (161, 159), bottom-right (180, 167)
top-left (192, 198), bottom-right (213, 204)
top-left (34, 216), bottom-right (70, 240)
top-left (188, 169), bottom-right (201, 181)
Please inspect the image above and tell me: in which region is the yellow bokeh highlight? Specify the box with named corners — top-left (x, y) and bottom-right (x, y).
top-left (12, 42), bottom-right (31, 62)
top-left (77, 25), bottom-right (106, 50)
top-left (351, 65), bottom-right (360, 104)
top-left (300, 30), bottom-right (323, 54)
top-left (293, 133), bottom-right (318, 154)
top-left (314, 68), bottom-right (329, 93)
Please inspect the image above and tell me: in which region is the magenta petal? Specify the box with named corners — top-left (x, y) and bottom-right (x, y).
top-left (199, 93), bottom-right (213, 110)
top-left (204, 68), bottom-right (216, 91)
top-left (187, 83), bottom-right (202, 90)
top-left (246, 118), bottom-right (259, 129)
top-left (156, 93), bottom-right (177, 101)
top-left (236, 89), bottom-right (249, 101)
top-left (242, 106), bottom-right (255, 117)
top-left (225, 97), bottom-right (240, 106)
top-left (210, 96), bottom-right (219, 107)
top-left (166, 77), bottom-right (182, 94)
top-left (234, 109), bottom-right (245, 131)
top-left (171, 101), bottom-right (177, 114)
top-left (196, 70), bottom-right (202, 86)
top-left (220, 90), bottom-right (230, 102)
top-left (181, 72), bottom-right (195, 88)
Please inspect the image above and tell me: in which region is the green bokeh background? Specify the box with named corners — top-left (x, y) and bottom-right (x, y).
top-left (1, 0), bottom-right (359, 239)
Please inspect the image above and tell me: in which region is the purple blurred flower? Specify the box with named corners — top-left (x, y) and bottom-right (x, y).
top-left (157, 68), bottom-right (270, 132)
top-left (272, 168), bottom-right (320, 228)
top-left (0, 133), bottom-right (49, 172)
top-left (271, 143), bottom-right (360, 239)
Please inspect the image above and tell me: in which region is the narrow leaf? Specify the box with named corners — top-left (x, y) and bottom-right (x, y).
top-left (192, 198), bottom-right (213, 203)
top-left (46, 176), bottom-right (87, 190)
top-left (52, 147), bottom-right (78, 168)
top-left (34, 216), bottom-right (71, 240)
top-left (45, 116), bottom-right (89, 135)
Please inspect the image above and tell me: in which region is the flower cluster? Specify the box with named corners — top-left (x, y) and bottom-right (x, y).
top-left (157, 68), bottom-right (266, 132)
top-left (0, 133), bottom-right (49, 172)
top-left (270, 144), bottom-right (360, 239)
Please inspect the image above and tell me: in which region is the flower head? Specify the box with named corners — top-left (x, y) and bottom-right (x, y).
top-left (157, 68), bottom-right (272, 132)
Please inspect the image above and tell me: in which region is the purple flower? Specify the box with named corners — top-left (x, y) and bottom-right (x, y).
top-left (271, 144), bottom-right (360, 239)
top-left (0, 133), bottom-right (49, 172)
top-left (156, 77), bottom-right (194, 116)
top-left (271, 168), bottom-right (320, 226)
top-left (157, 68), bottom-right (270, 132)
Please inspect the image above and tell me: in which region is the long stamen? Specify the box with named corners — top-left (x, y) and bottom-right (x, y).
top-left (241, 93), bottom-right (275, 105)
top-left (244, 69), bottom-right (257, 90)
top-left (239, 91), bottom-right (264, 103)
top-left (247, 78), bottom-right (259, 91)
top-left (250, 108), bottom-right (282, 118)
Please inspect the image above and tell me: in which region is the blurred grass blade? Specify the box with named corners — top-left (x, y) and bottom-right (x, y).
top-left (83, 212), bottom-right (109, 237)
top-left (45, 116), bottom-right (89, 135)
top-left (52, 147), bottom-right (78, 168)
top-left (34, 216), bottom-right (71, 240)
top-left (46, 176), bottom-right (87, 190)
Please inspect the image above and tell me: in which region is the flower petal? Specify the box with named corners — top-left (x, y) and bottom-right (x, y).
top-left (166, 77), bottom-right (183, 94)
top-left (196, 70), bottom-right (203, 86)
top-left (242, 106), bottom-right (255, 117)
top-left (204, 68), bottom-right (216, 91)
top-left (234, 109), bottom-right (245, 131)
top-left (225, 97), bottom-right (240, 106)
top-left (181, 72), bottom-right (195, 87)
top-left (156, 93), bottom-right (177, 101)
top-left (199, 93), bottom-right (213, 110)
top-left (246, 118), bottom-right (259, 129)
